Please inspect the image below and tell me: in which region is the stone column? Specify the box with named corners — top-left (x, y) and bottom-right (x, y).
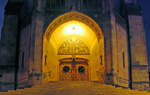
top-left (102, 0), bottom-right (114, 85)
top-left (27, 0), bottom-right (45, 86)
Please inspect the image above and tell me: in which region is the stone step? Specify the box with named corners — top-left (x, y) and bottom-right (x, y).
top-left (9, 89), bottom-right (149, 95)
top-left (32, 85), bottom-right (115, 88)
top-left (1, 82), bottom-right (150, 95)
top-left (0, 92), bottom-right (150, 95)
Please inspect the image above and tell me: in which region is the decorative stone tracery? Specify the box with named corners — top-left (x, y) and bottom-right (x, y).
top-left (58, 38), bottom-right (90, 55)
top-left (45, 11), bottom-right (103, 41)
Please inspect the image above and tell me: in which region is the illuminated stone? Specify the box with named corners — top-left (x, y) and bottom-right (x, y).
top-left (0, 0), bottom-right (149, 92)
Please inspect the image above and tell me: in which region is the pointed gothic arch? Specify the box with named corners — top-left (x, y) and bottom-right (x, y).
top-left (42, 11), bottom-right (105, 83)
top-left (44, 11), bottom-right (103, 41)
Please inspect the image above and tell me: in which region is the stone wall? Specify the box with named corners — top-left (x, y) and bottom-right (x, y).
top-left (0, 14), bottom-right (19, 91)
top-left (42, 37), bottom-right (58, 83)
top-left (0, 0), bottom-right (149, 92)
top-left (18, 12), bottom-right (44, 88)
top-left (102, 12), bottom-right (114, 85)
top-left (110, 14), bottom-right (129, 88)
top-left (128, 15), bottom-right (149, 90)
top-left (18, 25), bottom-right (31, 88)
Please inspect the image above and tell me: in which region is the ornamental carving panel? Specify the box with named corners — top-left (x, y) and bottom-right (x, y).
top-left (45, 12), bottom-right (102, 41)
top-left (58, 38), bottom-right (90, 55)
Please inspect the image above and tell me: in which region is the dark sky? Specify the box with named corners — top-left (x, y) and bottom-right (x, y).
top-left (139, 0), bottom-right (150, 71)
top-left (0, 0), bottom-right (7, 35)
top-left (0, 0), bottom-right (150, 71)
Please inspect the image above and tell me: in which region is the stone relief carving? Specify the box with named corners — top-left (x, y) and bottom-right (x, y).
top-left (58, 38), bottom-right (90, 55)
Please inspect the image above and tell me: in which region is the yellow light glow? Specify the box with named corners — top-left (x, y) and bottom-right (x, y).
top-left (65, 23), bottom-right (84, 35)
top-left (50, 20), bottom-right (98, 49)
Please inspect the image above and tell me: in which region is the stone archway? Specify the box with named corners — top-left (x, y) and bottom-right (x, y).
top-left (42, 11), bottom-right (105, 84)
top-left (44, 11), bottom-right (103, 41)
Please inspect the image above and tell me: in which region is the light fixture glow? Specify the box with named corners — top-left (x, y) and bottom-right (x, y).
top-left (72, 27), bottom-right (76, 30)
top-left (64, 23), bottom-right (84, 35)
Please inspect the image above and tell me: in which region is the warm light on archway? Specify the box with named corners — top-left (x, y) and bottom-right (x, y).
top-left (50, 20), bottom-right (98, 48)
top-left (42, 12), bottom-right (105, 83)
top-left (44, 11), bottom-right (103, 41)
top-left (65, 23), bottom-right (84, 35)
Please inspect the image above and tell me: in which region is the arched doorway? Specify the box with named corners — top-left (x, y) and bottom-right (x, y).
top-left (59, 58), bottom-right (89, 81)
top-left (42, 11), bottom-right (105, 83)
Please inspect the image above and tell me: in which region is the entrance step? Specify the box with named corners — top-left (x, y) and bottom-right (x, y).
top-left (0, 81), bottom-right (150, 95)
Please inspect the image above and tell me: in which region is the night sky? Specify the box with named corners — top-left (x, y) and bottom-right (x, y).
top-left (0, 0), bottom-right (150, 71)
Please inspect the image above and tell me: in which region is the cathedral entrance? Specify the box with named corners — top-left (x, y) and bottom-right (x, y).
top-left (42, 12), bottom-right (105, 84)
top-left (59, 58), bottom-right (89, 81)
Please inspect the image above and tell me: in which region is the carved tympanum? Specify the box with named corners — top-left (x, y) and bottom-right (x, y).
top-left (58, 38), bottom-right (90, 55)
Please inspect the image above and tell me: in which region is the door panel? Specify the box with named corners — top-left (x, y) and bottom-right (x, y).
top-left (59, 63), bottom-right (72, 81)
top-left (71, 63), bottom-right (77, 81)
top-left (76, 63), bottom-right (89, 81)
top-left (59, 61), bottom-right (89, 81)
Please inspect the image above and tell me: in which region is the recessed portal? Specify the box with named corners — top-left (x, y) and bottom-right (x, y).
top-left (43, 12), bottom-right (104, 84)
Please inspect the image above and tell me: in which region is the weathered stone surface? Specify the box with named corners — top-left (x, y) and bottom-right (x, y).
top-left (0, 0), bottom-right (149, 92)
top-left (128, 15), bottom-right (149, 90)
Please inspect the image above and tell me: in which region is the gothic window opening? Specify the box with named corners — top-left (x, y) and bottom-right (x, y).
top-left (123, 52), bottom-right (125, 68)
top-left (22, 52), bottom-right (24, 69)
top-left (100, 55), bottom-right (102, 65)
top-left (45, 55), bottom-right (47, 65)
top-left (0, 75), bottom-right (2, 77)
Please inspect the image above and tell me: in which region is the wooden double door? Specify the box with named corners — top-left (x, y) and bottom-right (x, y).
top-left (59, 59), bottom-right (89, 81)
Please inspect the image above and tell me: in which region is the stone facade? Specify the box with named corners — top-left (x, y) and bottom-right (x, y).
top-left (0, 0), bottom-right (149, 92)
